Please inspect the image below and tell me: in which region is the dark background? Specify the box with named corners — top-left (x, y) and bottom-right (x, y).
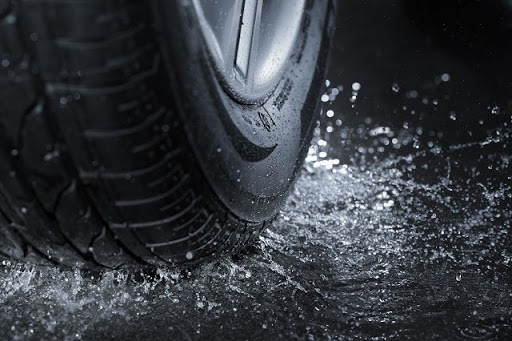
top-left (325, 0), bottom-right (511, 163)
top-left (1, 1), bottom-right (511, 340)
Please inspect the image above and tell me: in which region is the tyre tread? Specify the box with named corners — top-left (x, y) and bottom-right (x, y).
top-left (0, 0), bottom-right (265, 267)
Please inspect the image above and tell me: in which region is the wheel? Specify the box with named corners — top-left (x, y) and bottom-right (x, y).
top-left (0, 0), bottom-right (335, 268)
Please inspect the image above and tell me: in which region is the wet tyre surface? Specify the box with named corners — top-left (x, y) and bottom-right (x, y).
top-left (0, 0), bottom-right (332, 267)
top-left (0, 0), bottom-right (278, 267)
top-left (1, 0), bottom-right (511, 339)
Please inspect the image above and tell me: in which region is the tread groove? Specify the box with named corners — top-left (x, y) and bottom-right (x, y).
top-left (54, 24), bottom-right (145, 49)
top-left (110, 196), bottom-right (202, 229)
top-left (114, 173), bottom-right (190, 207)
top-left (45, 54), bottom-right (160, 95)
top-left (84, 107), bottom-right (165, 139)
top-left (79, 148), bottom-right (182, 180)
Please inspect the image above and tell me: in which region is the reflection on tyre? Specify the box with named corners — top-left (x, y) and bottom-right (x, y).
top-left (0, 0), bottom-right (335, 267)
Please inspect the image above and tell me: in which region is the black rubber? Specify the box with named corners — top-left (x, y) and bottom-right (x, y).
top-left (0, 0), bottom-right (334, 268)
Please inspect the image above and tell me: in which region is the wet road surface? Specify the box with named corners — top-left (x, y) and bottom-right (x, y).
top-left (1, 0), bottom-right (511, 339)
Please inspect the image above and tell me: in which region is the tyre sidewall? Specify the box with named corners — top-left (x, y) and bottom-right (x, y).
top-left (152, 0), bottom-right (334, 221)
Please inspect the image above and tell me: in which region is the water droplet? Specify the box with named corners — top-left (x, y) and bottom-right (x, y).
top-left (186, 252), bottom-right (193, 260)
top-left (456, 273), bottom-right (461, 281)
top-left (441, 73), bottom-right (451, 82)
top-left (321, 94), bottom-right (329, 102)
top-left (449, 111), bottom-right (457, 121)
top-left (326, 110), bottom-right (334, 118)
top-left (391, 83), bottom-right (400, 92)
top-left (352, 82), bottom-right (361, 91)
top-left (406, 90), bottom-right (418, 98)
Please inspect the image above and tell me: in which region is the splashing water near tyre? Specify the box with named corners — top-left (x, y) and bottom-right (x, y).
top-left (1, 102), bottom-right (510, 339)
top-left (2, 14), bottom-right (512, 333)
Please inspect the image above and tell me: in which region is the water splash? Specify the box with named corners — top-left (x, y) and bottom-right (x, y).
top-left (1, 76), bottom-right (511, 339)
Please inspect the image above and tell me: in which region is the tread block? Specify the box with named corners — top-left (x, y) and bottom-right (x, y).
top-left (0, 69), bottom-right (38, 149)
top-left (55, 181), bottom-right (103, 255)
top-left (20, 100), bottom-right (70, 212)
top-left (113, 179), bottom-right (193, 223)
top-left (132, 202), bottom-right (208, 250)
top-left (23, 0), bottom-right (146, 40)
top-left (0, 210), bottom-right (24, 259)
top-left (57, 83), bottom-right (158, 131)
top-left (106, 227), bottom-right (164, 265)
top-left (90, 226), bottom-right (135, 268)
top-left (55, 181), bottom-right (133, 268)
top-left (20, 0), bottom-right (149, 79)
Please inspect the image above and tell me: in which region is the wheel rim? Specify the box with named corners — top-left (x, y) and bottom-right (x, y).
top-left (192, 0), bottom-right (306, 103)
